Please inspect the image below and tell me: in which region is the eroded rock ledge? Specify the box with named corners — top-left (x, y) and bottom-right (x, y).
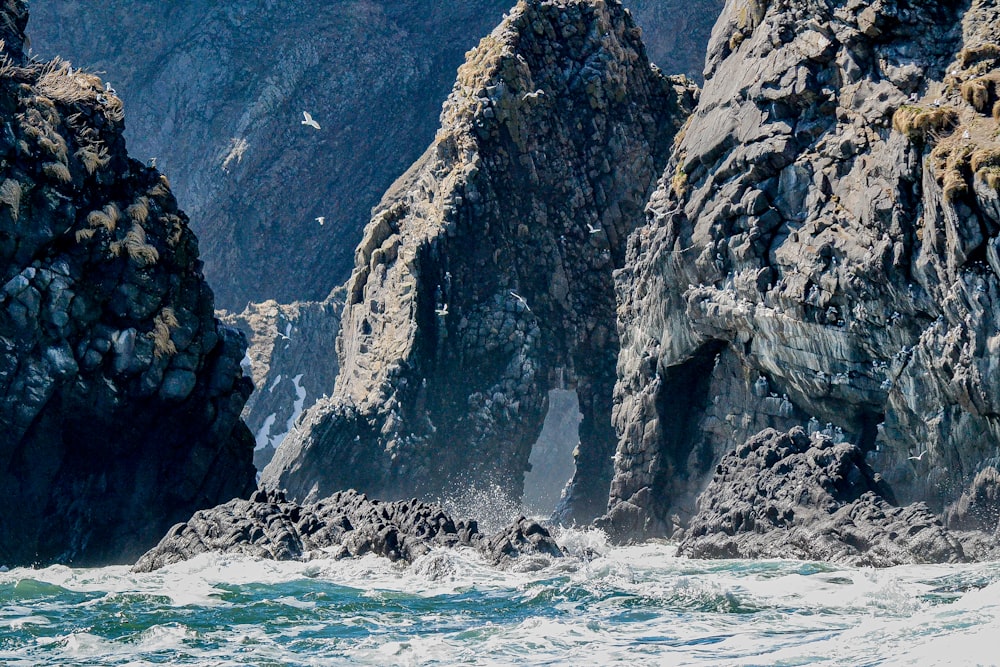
top-left (134, 488), bottom-right (563, 572)
top-left (0, 3), bottom-right (255, 567)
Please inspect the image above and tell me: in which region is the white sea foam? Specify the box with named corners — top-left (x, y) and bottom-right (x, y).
top-left (2, 544), bottom-right (999, 665)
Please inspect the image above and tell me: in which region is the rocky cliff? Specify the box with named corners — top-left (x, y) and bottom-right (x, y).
top-left (0, 2), bottom-right (255, 567)
top-left (220, 292), bottom-right (343, 471)
top-left (29, 0), bottom-right (721, 310)
top-left (262, 0), bottom-right (696, 523)
top-left (604, 0), bottom-right (1000, 542)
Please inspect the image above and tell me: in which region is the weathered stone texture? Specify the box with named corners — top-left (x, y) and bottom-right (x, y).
top-left (0, 10), bottom-right (255, 567)
top-left (677, 428), bottom-right (966, 566)
top-left (263, 0), bottom-right (695, 523)
top-left (28, 0), bottom-right (722, 310)
top-left (134, 487), bottom-right (563, 572)
top-left (607, 0), bottom-right (1000, 543)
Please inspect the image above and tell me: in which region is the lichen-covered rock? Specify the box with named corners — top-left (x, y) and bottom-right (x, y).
top-left (263, 0), bottom-right (695, 522)
top-left (606, 0), bottom-right (1000, 542)
top-left (133, 487), bottom-right (562, 572)
top-left (220, 290), bottom-right (344, 470)
top-left (676, 428), bottom-right (966, 566)
top-left (0, 4), bottom-right (255, 567)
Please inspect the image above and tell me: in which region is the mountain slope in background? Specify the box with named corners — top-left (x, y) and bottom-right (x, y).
top-left (28, 0), bottom-right (722, 310)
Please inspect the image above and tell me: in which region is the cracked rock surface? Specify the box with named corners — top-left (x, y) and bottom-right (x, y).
top-left (0, 2), bottom-right (255, 567)
top-left (263, 0), bottom-right (695, 523)
top-left (605, 0), bottom-right (1000, 549)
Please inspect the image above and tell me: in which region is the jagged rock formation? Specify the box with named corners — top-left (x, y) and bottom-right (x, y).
top-left (29, 0), bottom-right (721, 310)
top-left (263, 0), bottom-right (696, 523)
top-left (677, 428), bottom-right (966, 566)
top-left (0, 4), bottom-right (255, 567)
top-left (133, 488), bottom-right (563, 572)
top-left (221, 291), bottom-right (344, 470)
top-left (604, 0), bottom-right (1000, 544)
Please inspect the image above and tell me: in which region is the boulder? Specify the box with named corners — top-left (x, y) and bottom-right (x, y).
top-left (606, 0), bottom-right (1000, 543)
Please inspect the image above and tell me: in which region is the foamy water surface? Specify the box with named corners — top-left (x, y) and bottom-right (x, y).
top-left (1, 528), bottom-right (998, 666)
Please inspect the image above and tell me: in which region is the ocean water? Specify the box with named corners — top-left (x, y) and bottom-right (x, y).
top-left (2, 529), bottom-right (998, 666)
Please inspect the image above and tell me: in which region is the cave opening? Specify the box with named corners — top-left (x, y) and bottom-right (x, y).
top-left (522, 389), bottom-right (582, 517)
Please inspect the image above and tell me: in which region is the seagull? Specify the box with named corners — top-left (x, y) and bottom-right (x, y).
top-left (148, 157), bottom-right (157, 169)
top-left (105, 81), bottom-right (116, 95)
top-left (301, 111), bottom-right (321, 130)
top-left (963, 129), bottom-right (971, 140)
top-left (435, 304), bottom-right (449, 316)
top-left (908, 450), bottom-right (928, 462)
top-left (509, 290), bottom-right (531, 312)
top-left (587, 222), bottom-right (602, 234)
top-left (316, 216), bottom-right (325, 225)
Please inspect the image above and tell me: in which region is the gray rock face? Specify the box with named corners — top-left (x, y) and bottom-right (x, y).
top-left (605, 0), bottom-right (1000, 542)
top-left (0, 6), bottom-right (255, 567)
top-left (28, 0), bottom-right (721, 310)
top-left (133, 487), bottom-right (563, 572)
top-left (220, 291), bottom-right (344, 471)
top-left (677, 428), bottom-right (966, 566)
top-left (262, 0), bottom-right (696, 523)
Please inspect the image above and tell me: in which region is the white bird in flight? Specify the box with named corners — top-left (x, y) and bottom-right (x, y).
top-left (301, 111), bottom-right (321, 130)
top-left (587, 222), bottom-right (602, 234)
top-left (509, 291), bottom-right (531, 312)
top-left (435, 304), bottom-right (449, 316)
top-left (908, 450), bottom-right (928, 462)
top-left (316, 216), bottom-right (325, 225)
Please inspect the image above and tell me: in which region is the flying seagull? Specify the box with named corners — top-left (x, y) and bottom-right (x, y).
top-left (435, 304), bottom-right (449, 316)
top-left (908, 450), bottom-right (928, 462)
top-left (509, 290), bottom-right (531, 312)
top-left (316, 216), bottom-right (325, 225)
top-left (587, 222), bottom-right (602, 234)
top-left (301, 111), bottom-right (321, 130)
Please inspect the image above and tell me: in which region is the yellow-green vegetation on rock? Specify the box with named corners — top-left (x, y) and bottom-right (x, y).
top-left (892, 104), bottom-right (960, 141)
top-left (149, 307), bottom-right (179, 358)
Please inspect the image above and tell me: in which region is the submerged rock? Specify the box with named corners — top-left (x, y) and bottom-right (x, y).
top-left (0, 4), bottom-right (255, 567)
top-left (677, 428), bottom-right (966, 566)
top-left (263, 0), bottom-right (696, 522)
top-left (133, 488), bottom-right (563, 572)
top-left (606, 0), bottom-right (1000, 542)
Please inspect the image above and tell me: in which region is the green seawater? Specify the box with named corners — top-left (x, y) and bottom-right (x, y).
top-left (2, 533), bottom-right (998, 666)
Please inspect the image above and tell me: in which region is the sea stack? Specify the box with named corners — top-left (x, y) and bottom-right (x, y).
top-left (263, 0), bottom-right (696, 523)
top-left (0, 2), bottom-right (256, 567)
